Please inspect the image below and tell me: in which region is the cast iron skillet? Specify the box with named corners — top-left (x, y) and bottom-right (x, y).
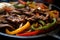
top-left (0, 2), bottom-right (60, 39)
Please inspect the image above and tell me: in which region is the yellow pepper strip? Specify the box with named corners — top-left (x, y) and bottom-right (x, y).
top-left (49, 10), bottom-right (59, 18)
top-left (6, 22), bottom-right (30, 35)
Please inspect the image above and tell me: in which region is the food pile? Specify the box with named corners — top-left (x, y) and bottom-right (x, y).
top-left (0, 1), bottom-right (60, 36)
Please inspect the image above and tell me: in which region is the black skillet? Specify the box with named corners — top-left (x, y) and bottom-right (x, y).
top-left (0, 1), bottom-right (60, 39)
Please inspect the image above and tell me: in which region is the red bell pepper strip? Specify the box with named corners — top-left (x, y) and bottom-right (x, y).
top-left (18, 0), bottom-right (26, 5)
top-left (16, 30), bottom-right (44, 36)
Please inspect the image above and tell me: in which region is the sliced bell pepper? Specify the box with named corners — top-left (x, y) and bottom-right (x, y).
top-left (18, 0), bottom-right (26, 5)
top-left (17, 18), bottom-right (56, 36)
top-left (16, 30), bottom-right (44, 36)
top-left (49, 10), bottom-right (59, 18)
top-left (38, 20), bottom-right (45, 25)
top-left (40, 18), bottom-right (56, 30)
top-left (31, 18), bottom-right (56, 30)
top-left (6, 22), bottom-right (30, 35)
top-left (28, 2), bottom-right (37, 9)
top-left (4, 7), bottom-right (14, 12)
top-left (14, 4), bottom-right (25, 8)
top-left (31, 20), bottom-right (45, 30)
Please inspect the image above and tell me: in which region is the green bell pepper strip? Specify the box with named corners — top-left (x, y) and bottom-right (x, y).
top-left (31, 24), bottom-right (42, 30)
top-left (38, 20), bottom-right (45, 25)
top-left (39, 18), bottom-right (56, 30)
top-left (14, 4), bottom-right (25, 8)
top-left (31, 20), bottom-right (45, 30)
top-left (31, 18), bottom-right (56, 30)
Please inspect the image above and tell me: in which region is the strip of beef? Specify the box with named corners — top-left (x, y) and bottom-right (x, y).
top-left (15, 8), bottom-right (35, 16)
top-left (0, 24), bottom-right (15, 30)
top-left (0, 15), bottom-right (8, 23)
top-left (6, 14), bottom-right (26, 23)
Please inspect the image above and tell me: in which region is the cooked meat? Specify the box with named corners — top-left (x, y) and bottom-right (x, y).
top-left (36, 3), bottom-right (48, 9)
top-left (25, 15), bottom-right (37, 21)
top-left (57, 18), bottom-right (60, 24)
top-left (6, 14), bottom-right (25, 23)
top-left (0, 15), bottom-right (8, 23)
top-left (0, 2), bottom-right (59, 36)
top-left (16, 8), bottom-right (35, 16)
top-left (0, 24), bottom-right (14, 30)
top-left (43, 12), bottom-right (49, 20)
